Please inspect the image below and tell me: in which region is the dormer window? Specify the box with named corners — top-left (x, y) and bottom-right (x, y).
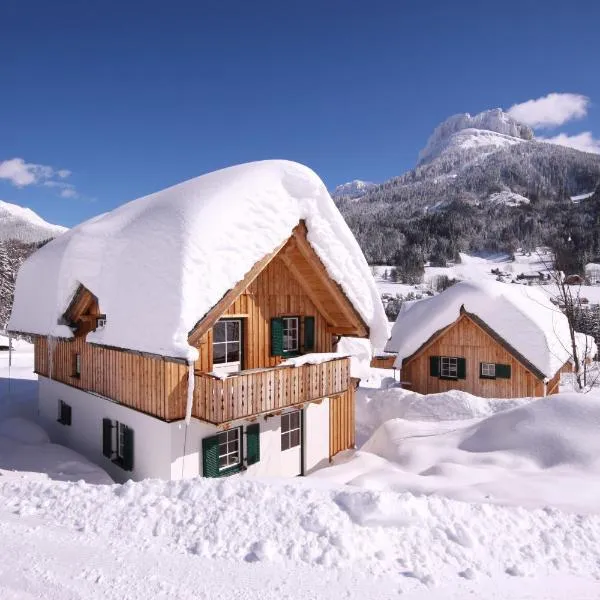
top-left (96, 316), bottom-right (107, 330)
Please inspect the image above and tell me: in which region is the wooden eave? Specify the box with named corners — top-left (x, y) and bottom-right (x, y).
top-left (188, 220), bottom-right (369, 346)
top-left (402, 308), bottom-right (547, 381)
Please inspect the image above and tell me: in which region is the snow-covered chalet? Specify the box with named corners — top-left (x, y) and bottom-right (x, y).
top-left (9, 160), bottom-right (388, 483)
top-left (385, 280), bottom-right (596, 398)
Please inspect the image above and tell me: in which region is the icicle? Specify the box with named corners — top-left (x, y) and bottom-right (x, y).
top-left (184, 359), bottom-right (195, 425)
top-left (47, 335), bottom-right (57, 380)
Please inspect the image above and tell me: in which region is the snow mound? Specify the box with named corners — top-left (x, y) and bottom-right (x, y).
top-left (355, 385), bottom-right (527, 446)
top-left (385, 279), bottom-right (596, 377)
top-left (3, 467), bottom-right (600, 584)
top-left (330, 391), bottom-right (600, 512)
top-left (9, 160), bottom-right (388, 359)
top-left (0, 417), bottom-right (50, 444)
top-left (0, 199), bottom-right (67, 243)
top-left (418, 108), bottom-right (533, 165)
top-left (0, 417), bottom-right (112, 484)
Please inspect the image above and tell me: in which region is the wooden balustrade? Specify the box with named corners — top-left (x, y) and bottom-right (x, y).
top-left (193, 356), bottom-right (350, 424)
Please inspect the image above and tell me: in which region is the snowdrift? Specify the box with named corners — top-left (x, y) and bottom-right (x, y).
top-left (0, 417), bottom-right (113, 484)
top-left (9, 160), bottom-right (388, 359)
top-left (327, 391), bottom-right (600, 512)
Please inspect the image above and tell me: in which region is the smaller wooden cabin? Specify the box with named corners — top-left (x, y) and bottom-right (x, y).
top-left (385, 281), bottom-right (595, 398)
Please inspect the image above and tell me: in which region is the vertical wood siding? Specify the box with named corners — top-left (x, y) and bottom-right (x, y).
top-left (194, 255), bottom-right (334, 372)
top-left (329, 383), bottom-right (356, 459)
top-left (401, 315), bottom-right (548, 398)
top-left (33, 251), bottom-right (347, 422)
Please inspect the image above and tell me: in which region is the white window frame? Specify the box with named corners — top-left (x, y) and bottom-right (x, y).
top-left (282, 317), bottom-right (299, 353)
top-left (440, 356), bottom-right (458, 378)
top-left (218, 428), bottom-right (241, 471)
top-left (212, 319), bottom-right (242, 369)
top-left (481, 362), bottom-right (496, 378)
top-left (96, 316), bottom-right (107, 330)
top-left (281, 410), bottom-right (301, 451)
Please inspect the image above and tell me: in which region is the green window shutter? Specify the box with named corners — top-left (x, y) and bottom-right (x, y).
top-left (202, 434), bottom-right (220, 477)
top-left (304, 316), bottom-right (315, 352)
top-left (122, 426), bottom-right (134, 471)
top-left (429, 356), bottom-right (440, 377)
top-left (270, 318), bottom-right (284, 357)
top-left (64, 403), bottom-right (72, 426)
top-left (246, 423), bottom-right (260, 465)
top-left (102, 418), bottom-right (113, 458)
top-left (457, 358), bottom-right (467, 379)
top-left (495, 364), bottom-right (512, 379)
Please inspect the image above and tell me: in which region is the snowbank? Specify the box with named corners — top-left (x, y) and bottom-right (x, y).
top-left (9, 160), bottom-right (388, 359)
top-left (385, 279), bottom-right (596, 377)
top-left (325, 390), bottom-right (600, 513)
top-left (0, 417), bottom-right (112, 484)
top-left (2, 467), bottom-right (600, 588)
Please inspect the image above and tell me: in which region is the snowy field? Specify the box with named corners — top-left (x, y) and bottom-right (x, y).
top-left (375, 250), bottom-right (600, 305)
top-left (2, 345), bottom-right (600, 598)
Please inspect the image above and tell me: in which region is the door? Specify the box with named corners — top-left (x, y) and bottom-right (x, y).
top-left (212, 319), bottom-right (243, 375)
top-left (280, 409), bottom-right (302, 476)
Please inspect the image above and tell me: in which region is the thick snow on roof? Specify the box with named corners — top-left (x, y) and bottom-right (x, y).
top-left (9, 160), bottom-right (388, 360)
top-left (385, 280), bottom-right (595, 377)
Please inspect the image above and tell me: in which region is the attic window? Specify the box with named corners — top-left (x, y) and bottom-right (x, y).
top-left (96, 316), bottom-right (107, 331)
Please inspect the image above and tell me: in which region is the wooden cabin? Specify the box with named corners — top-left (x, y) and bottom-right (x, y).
top-left (385, 280), bottom-right (594, 399)
top-left (399, 310), bottom-right (570, 397)
top-left (9, 161), bottom-right (388, 483)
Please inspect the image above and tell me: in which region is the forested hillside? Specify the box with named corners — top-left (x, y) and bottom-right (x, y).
top-left (335, 109), bottom-right (600, 277)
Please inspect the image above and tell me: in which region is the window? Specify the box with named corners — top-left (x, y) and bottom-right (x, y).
top-left (213, 319), bottom-right (242, 367)
top-left (218, 428), bottom-right (241, 471)
top-left (282, 317), bottom-right (299, 353)
top-left (440, 356), bottom-right (458, 378)
top-left (57, 400), bottom-right (72, 426)
top-left (72, 353), bottom-right (81, 378)
top-left (480, 362), bottom-right (496, 378)
top-left (281, 410), bottom-right (301, 451)
top-left (480, 362), bottom-right (512, 379)
top-left (102, 418), bottom-right (134, 471)
top-left (96, 316), bottom-right (107, 330)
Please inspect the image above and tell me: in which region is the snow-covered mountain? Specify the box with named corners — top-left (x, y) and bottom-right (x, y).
top-left (0, 200), bottom-right (67, 243)
top-left (331, 179), bottom-right (376, 200)
top-left (335, 108), bottom-right (600, 265)
top-left (417, 108), bottom-right (534, 165)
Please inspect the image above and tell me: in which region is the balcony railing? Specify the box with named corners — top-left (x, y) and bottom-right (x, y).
top-left (193, 355), bottom-right (350, 424)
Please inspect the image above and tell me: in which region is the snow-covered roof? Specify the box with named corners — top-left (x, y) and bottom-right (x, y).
top-left (9, 160), bottom-right (388, 361)
top-left (385, 280), bottom-right (596, 378)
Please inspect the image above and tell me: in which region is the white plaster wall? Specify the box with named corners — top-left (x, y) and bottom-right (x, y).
top-left (303, 397), bottom-right (330, 474)
top-left (38, 376), bottom-right (172, 483)
top-left (172, 402), bottom-right (329, 479)
top-left (169, 418), bottom-right (218, 479)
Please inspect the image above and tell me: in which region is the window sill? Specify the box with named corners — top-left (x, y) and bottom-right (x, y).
top-left (71, 374), bottom-right (81, 379)
top-left (217, 463), bottom-right (242, 477)
top-left (439, 376), bottom-right (459, 381)
top-left (480, 375), bottom-right (496, 380)
top-left (56, 418), bottom-right (71, 426)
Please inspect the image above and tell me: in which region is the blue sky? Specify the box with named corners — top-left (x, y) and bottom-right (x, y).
top-left (1, 0), bottom-right (599, 227)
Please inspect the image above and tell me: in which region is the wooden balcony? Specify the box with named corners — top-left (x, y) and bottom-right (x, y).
top-left (193, 355), bottom-right (350, 424)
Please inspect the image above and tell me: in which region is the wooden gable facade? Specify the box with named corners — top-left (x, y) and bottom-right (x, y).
top-left (32, 221), bottom-right (361, 456)
top-left (400, 312), bottom-right (569, 398)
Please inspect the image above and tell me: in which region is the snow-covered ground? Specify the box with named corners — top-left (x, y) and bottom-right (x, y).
top-left (2, 344), bottom-right (600, 598)
top-left (376, 249), bottom-right (600, 305)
